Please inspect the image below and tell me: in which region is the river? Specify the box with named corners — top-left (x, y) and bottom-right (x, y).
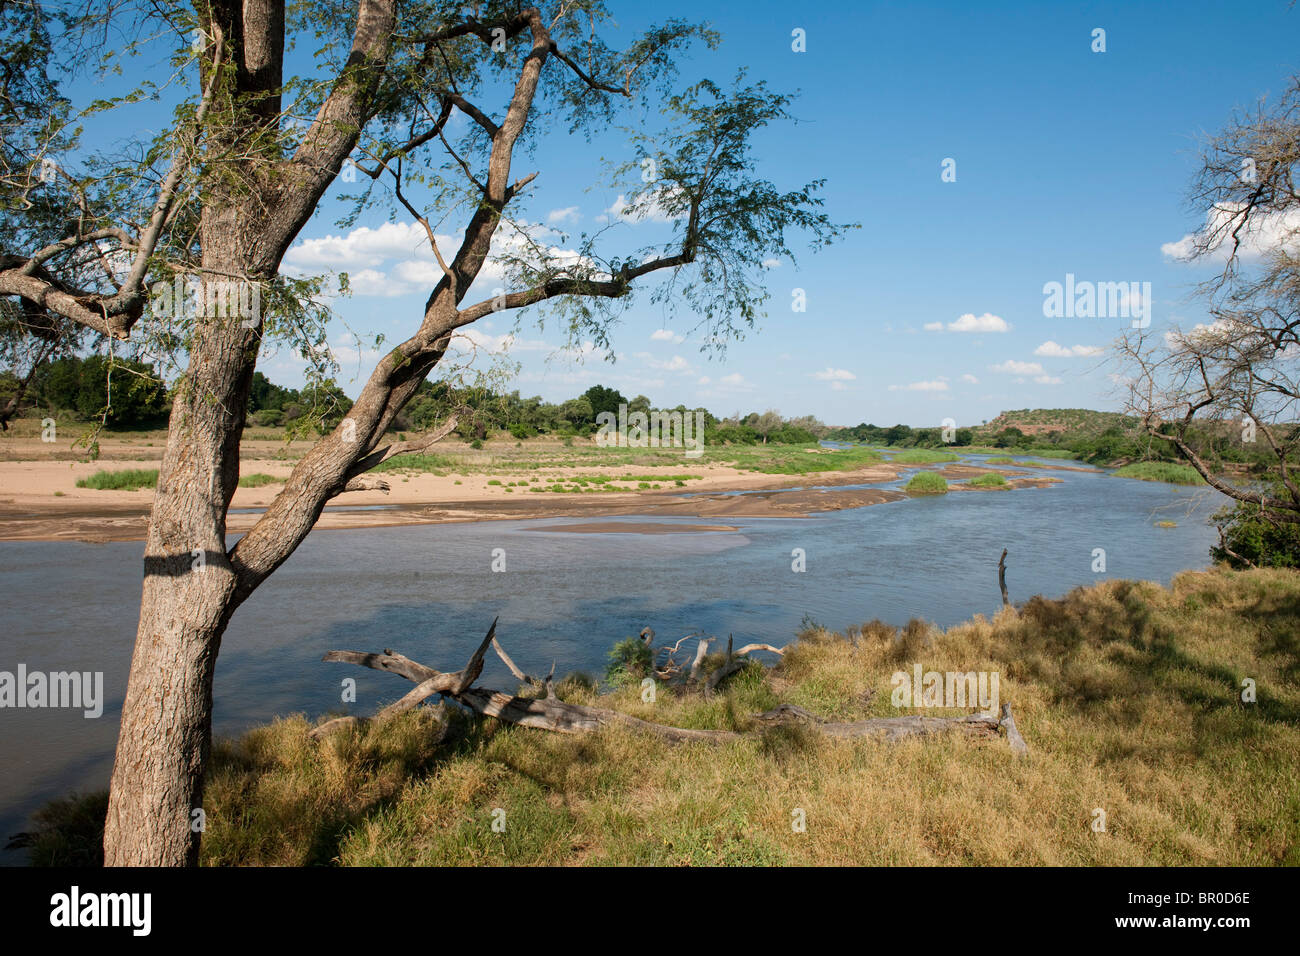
top-left (0, 453), bottom-right (1225, 861)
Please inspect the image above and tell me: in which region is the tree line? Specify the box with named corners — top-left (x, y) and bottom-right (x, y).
top-left (2, 357), bottom-right (834, 446)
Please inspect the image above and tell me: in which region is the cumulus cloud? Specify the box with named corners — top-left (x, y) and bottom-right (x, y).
top-left (929, 312), bottom-right (1011, 333)
top-left (961, 373), bottom-right (979, 384)
top-left (598, 185), bottom-right (686, 225)
top-left (650, 355), bottom-right (691, 372)
top-left (1034, 341), bottom-right (1104, 358)
top-left (651, 328), bottom-right (684, 344)
top-left (1161, 203), bottom-right (1300, 262)
top-left (888, 379), bottom-right (949, 392)
top-left (990, 359), bottom-right (1045, 376)
top-left (285, 219), bottom-right (594, 298)
top-left (547, 206), bottom-right (580, 225)
top-left (812, 367), bottom-right (856, 382)
top-left (285, 222), bottom-right (438, 270)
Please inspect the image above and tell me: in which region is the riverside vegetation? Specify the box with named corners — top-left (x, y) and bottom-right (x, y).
top-left (22, 565), bottom-right (1300, 866)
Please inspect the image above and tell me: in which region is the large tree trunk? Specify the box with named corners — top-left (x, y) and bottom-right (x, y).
top-left (100, 0), bottom-right (403, 866)
top-left (104, 217), bottom-right (254, 865)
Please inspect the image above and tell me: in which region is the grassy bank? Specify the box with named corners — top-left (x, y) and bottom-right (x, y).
top-left (27, 566), bottom-right (1300, 866)
top-left (74, 468), bottom-right (159, 491)
top-left (905, 471), bottom-right (948, 494)
top-left (1112, 462), bottom-right (1206, 485)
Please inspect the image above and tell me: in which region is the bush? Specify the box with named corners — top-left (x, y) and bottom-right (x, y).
top-left (1212, 488), bottom-right (1300, 568)
top-left (251, 408), bottom-right (283, 427)
top-left (968, 472), bottom-right (1008, 489)
top-left (37, 355), bottom-right (170, 427)
top-left (904, 471), bottom-right (948, 495)
top-left (1111, 462), bottom-right (1204, 485)
top-left (75, 468), bottom-right (159, 491)
top-left (605, 637), bottom-right (653, 686)
top-left (507, 422), bottom-right (536, 440)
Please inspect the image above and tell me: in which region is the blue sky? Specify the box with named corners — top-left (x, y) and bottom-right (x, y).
top-left (78, 1), bottom-right (1300, 425)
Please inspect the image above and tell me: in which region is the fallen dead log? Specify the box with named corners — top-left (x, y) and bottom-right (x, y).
top-left (314, 623), bottom-right (1028, 756)
top-left (308, 617), bottom-right (497, 740)
top-left (706, 635), bottom-right (745, 692)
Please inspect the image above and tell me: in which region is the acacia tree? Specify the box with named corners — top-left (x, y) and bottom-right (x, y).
top-left (0, 0), bottom-right (849, 865)
top-left (1121, 73), bottom-right (1300, 548)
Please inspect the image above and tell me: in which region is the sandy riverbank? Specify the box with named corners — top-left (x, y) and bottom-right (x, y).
top-left (0, 432), bottom-right (1065, 543)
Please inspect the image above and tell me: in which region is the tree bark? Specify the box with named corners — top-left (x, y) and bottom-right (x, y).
top-left (103, 0), bottom-right (399, 866)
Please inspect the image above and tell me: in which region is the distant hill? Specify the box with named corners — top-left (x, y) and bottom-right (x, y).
top-left (974, 408), bottom-right (1134, 439)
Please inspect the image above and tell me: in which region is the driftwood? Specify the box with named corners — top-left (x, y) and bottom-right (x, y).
top-left (706, 635), bottom-right (746, 692)
top-left (308, 617), bottom-right (497, 740)
top-left (687, 637), bottom-right (711, 683)
top-left (314, 622), bottom-right (1028, 756)
top-left (999, 702), bottom-right (1028, 756)
top-left (998, 549), bottom-right (1010, 606)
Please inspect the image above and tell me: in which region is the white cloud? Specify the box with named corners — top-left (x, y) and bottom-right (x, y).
top-left (286, 218), bottom-right (595, 299)
top-left (961, 373), bottom-right (979, 384)
top-left (1033, 374), bottom-right (1063, 385)
top-left (762, 258), bottom-right (782, 268)
top-left (285, 222), bottom-right (438, 270)
top-left (1034, 341), bottom-right (1104, 358)
top-left (812, 367), bottom-right (856, 382)
top-left (650, 328), bottom-right (684, 344)
top-left (547, 206), bottom-right (580, 225)
top-left (599, 186), bottom-right (685, 225)
top-left (654, 355), bottom-right (690, 372)
top-left (990, 359), bottom-right (1045, 376)
top-left (949, 312), bottom-right (1010, 333)
top-left (1161, 203), bottom-right (1300, 262)
top-left (888, 379), bottom-right (949, 392)
top-left (930, 312), bottom-right (1010, 333)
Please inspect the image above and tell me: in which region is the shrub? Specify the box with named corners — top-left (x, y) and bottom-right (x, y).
top-left (1211, 487), bottom-right (1300, 568)
top-left (507, 422), bottom-right (536, 440)
top-left (904, 471), bottom-right (948, 495)
top-left (1111, 462), bottom-right (1204, 485)
top-left (75, 468), bottom-right (159, 491)
top-left (968, 472), bottom-right (1008, 489)
top-left (605, 637), bottom-right (653, 686)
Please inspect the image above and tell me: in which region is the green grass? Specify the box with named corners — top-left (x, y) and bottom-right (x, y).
top-left (904, 471), bottom-right (949, 494)
top-left (25, 566), bottom-right (1300, 866)
top-left (1111, 462), bottom-right (1206, 485)
top-left (723, 445), bottom-right (884, 475)
top-left (371, 453), bottom-right (460, 475)
top-left (1024, 448), bottom-right (1081, 460)
top-left (967, 472), bottom-right (1009, 489)
top-left (74, 468), bottom-right (159, 491)
top-left (238, 473), bottom-right (282, 488)
top-left (889, 448), bottom-right (959, 464)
